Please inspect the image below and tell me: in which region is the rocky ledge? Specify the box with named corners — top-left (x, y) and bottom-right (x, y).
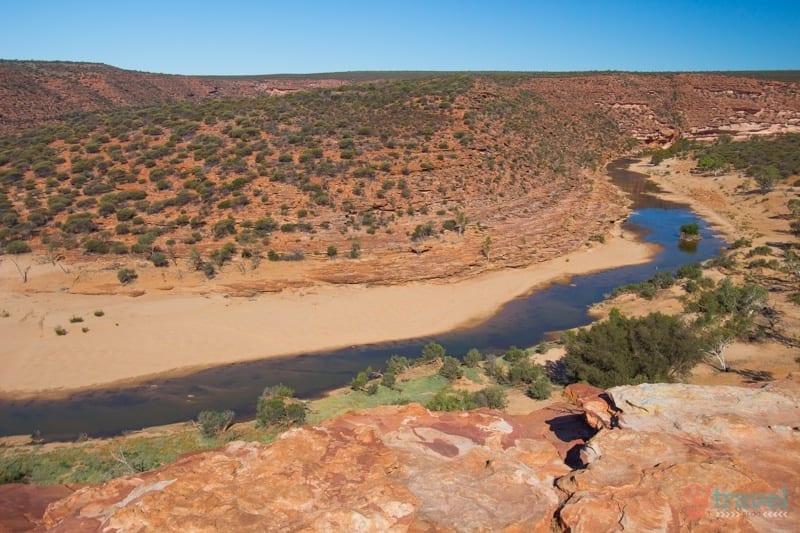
top-left (5, 374), bottom-right (799, 532)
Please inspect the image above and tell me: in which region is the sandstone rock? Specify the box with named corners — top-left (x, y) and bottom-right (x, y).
top-left (564, 383), bottom-right (617, 430)
top-left (31, 377), bottom-right (800, 532)
top-left (559, 375), bottom-right (800, 532)
top-left (41, 405), bottom-right (570, 532)
top-left (0, 484), bottom-right (73, 532)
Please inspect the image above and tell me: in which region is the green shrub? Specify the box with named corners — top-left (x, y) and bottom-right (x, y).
top-left (507, 358), bottom-right (545, 385)
top-left (471, 387), bottom-right (508, 409)
top-left (326, 245), bottom-right (338, 258)
top-left (151, 252), bottom-right (168, 267)
top-left (439, 356), bottom-right (464, 381)
top-left (197, 410), bottom-right (235, 437)
top-left (422, 342), bottom-right (446, 362)
top-left (676, 262), bottom-right (702, 280)
top-left (464, 348), bottom-right (483, 368)
top-left (94, 310), bottom-right (105, 317)
top-left (117, 268), bottom-right (138, 284)
top-left (213, 217), bottom-right (237, 239)
top-left (62, 213), bottom-right (97, 234)
top-left (5, 240), bottom-right (31, 254)
top-left (201, 261), bottom-right (216, 278)
top-left (381, 371), bottom-right (396, 389)
top-left (426, 389), bottom-right (475, 411)
top-left (350, 371), bottom-right (369, 390)
top-left (211, 242), bottom-right (236, 266)
top-left (411, 222), bottom-right (435, 241)
top-left (54, 325), bottom-right (67, 336)
top-left (503, 346), bottom-right (527, 363)
top-left (69, 316), bottom-right (83, 323)
top-left (84, 239), bottom-right (110, 254)
top-left (527, 378), bottom-right (552, 400)
top-left (651, 271), bottom-right (675, 289)
top-left (256, 384), bottom-right (305, 427)
top-left (385, 355), bottom-right (409, 374)
top-left (563, 309), bottom-right (703, 388)
top-left (116, 208), bottom-right (136, 222)
top-left (730, 237), bottom-right (752, 249)
top-left (679, 222), bottom-right (700, 236)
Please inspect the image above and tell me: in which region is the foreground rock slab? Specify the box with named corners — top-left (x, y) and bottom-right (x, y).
top-left (21, 375), bottom-right (800, 531)
top-left (557, 374), bottom-right (800, 532)
top-left (41, 405), bottom-right (570, 532)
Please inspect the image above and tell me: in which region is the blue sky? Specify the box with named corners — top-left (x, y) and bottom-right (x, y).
top-left (1, 1), bottom-right (798, 75)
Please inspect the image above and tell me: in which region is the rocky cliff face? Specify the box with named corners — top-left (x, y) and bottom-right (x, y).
top-left (3, 374), bottom-right (798, 531)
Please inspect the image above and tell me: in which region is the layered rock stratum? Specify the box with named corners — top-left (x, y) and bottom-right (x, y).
top-left (6, 374), bottom-right (796, 531)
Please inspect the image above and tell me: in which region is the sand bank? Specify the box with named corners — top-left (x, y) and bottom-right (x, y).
top-left (0, 232), bottom-right (656, 397)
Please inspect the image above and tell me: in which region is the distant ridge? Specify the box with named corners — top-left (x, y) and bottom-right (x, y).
top-left (2, 60), bottom-right (799, 135)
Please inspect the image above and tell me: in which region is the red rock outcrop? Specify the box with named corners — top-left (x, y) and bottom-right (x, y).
top-left (40, 405), bottom-right (572, 532)
top-left (557, 374), bottom-right (800, 532)
top-left (16, 376), bottom-right (800, 531)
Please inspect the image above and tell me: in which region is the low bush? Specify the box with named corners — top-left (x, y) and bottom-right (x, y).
top-left (5, 240), bottom-right (31, 254)
top-left (117, 268), bottom-right (137, 284)
top-left (197, 410), bottom-right (235, 437)
top-left (464, 348), bottom-right (483, 368)
top-left (256, 385), bottom-right (305, 428)
top-left (422, 342), bottom-right (446, 362)
top-left (439, 356), bottom-right (464, 381)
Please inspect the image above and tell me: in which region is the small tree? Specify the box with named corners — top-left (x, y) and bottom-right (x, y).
top-left (755, 165), bottom-right (780, 193)
top-left (151, 251), bottom-right (168, 267)
top-left (464, 348), bottom-right (483, 368)
top-left (326, 245), bottom-right (338, 258)
top-left (198, 410), bottom-right (235, 437)
top-left (439, 356), bottom-right (464, 381)
top-left (503, 346), bottom-right (527, 363)
top-left (422, 342), bottom-right (446, 362)
top-left (527, 378), bottom-right (552, 400)
top-left (5, 240), bottom-right (31, 254)
top-left (350, 371), bottom-right (369, 391)
top-left (703, 329), bottom-right (735, 372)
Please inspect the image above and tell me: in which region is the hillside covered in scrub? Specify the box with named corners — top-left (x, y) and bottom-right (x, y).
top-left (1, 67), bottom-right (800, 286)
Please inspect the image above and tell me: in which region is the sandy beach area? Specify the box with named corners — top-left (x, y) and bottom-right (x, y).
top-left (0, 231), bottom-right (656, 397)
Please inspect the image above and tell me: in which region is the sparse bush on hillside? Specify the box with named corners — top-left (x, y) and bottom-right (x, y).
top-left (117, 268), bottom-right (137, 285)
top-left (5, 239), bottom-right (31, 254)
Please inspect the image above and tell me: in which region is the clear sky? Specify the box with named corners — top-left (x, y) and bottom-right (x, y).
top-left (1, 1), bottom-right (799, 75)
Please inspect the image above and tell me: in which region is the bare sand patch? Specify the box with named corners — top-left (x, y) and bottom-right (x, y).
top-left (0, 233), bottom-right (655, 397)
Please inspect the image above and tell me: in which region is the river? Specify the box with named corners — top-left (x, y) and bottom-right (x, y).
top-left (0, 159), bottom-right (726, 440)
